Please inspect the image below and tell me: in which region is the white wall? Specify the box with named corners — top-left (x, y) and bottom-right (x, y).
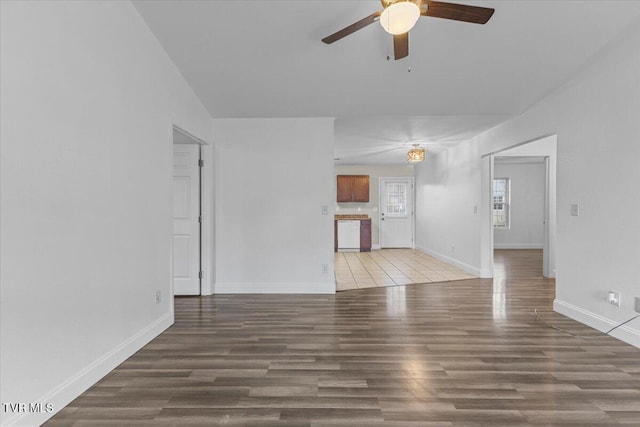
top-left (212, 118), bottom-right (335, 294)
top-left (0, 2), bottom-right (212, 426)
top-left (493, 160), bottom-right (545, 249)
top-left (476, 21), bottom-right (640, 347)
top-left (335, 164), bottom-right (413, 246)
top-left (414, 143), bottom-right (482, 276)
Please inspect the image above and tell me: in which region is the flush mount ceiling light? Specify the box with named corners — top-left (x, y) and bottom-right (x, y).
top-left (407, 144), bottom-right (425, 163)
top-left (379, 1), bottom-right (421, 35)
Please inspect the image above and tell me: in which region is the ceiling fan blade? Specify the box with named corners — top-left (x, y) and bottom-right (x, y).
top-left (322, 11), bottom-right (381, 44)
top-left (421, 1), bottom-right (494, 24)
top-left (393, 33), bottom-right (409, 60)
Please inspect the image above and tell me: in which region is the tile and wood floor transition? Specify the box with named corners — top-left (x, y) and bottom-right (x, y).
top-left (46, 250), bottom-right (640, 426)
top-left (335, 249), bottom-right (476, 291)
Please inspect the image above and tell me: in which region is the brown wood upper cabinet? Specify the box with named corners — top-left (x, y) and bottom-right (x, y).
top-left (337, 175), bottom-right (369, 203)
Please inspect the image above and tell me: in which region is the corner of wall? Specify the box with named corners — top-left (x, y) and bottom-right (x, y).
top-left (5, 314), bottom-right (174, 427)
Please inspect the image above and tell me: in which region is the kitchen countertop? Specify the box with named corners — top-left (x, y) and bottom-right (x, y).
top-left (335, 214), bottom-right (370, 220)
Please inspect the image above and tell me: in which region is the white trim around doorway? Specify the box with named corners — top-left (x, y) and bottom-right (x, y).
top-left (171, 124), bottom-right (214, 296)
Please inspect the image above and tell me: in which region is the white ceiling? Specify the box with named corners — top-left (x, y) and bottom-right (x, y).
top-left (133, 0), bottom-right (640, 164)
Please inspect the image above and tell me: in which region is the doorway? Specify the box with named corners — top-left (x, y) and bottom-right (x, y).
top-left (480, 135), bottom-right (557, 279)
top-left (172, 126), bottom-right (210, 296)
top-left (379, 177), bottom-right (415, 248)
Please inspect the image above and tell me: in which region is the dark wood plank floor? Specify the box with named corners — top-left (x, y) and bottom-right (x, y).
top-left (46, 250), bottom-right (640, 426)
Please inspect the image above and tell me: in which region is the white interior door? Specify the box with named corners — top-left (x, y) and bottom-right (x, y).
top-left (173, 144), bottom-right (200, 295)
top-left (379, 177), bottom-right (414, 248)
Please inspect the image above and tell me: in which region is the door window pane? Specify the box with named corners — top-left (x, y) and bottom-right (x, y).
top-left (386, 183), bottom-right (407, 217)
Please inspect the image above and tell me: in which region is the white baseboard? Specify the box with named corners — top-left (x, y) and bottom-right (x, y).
top-left (494, 243), bottom-right (544, 249)
top-left (554, 299), bottom-right (640, 348)
top-left (414, 246), bottom-right (480, 277)
top-left (372, 244), bottom-right (381, 250)
top-left (5, 313), bottom-right (174, 427)
top-left (215, 281), bottom-right (336, 294)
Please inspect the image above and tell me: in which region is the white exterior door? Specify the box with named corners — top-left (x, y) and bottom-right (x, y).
top-left (379, 177), bottom-right (414, 248)
top-left (172, 144), bottom-right (200, 295)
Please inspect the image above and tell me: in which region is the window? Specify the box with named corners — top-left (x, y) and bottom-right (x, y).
top-left (493, 178), bottom-right (510, 228)
top-left (385, 183), bottom-right (407, 217)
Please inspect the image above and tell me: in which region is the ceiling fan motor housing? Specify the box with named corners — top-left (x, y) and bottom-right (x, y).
top-left (381, 0), bottom-right (427, 13)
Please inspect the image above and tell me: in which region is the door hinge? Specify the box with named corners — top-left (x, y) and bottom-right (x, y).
top-left (198, 159), bottom-right (204, 167)
top-left (198, 271), bottom-right (203, 279)
top-left (198, 216), bottom-right (202, 224)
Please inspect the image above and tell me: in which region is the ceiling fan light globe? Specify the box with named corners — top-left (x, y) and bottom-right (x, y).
top-left (380, 2), bottom-right (421, 35)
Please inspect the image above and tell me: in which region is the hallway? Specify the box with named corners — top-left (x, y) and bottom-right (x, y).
top-left (46, 251), bottom-right (640, 426)
top-left (494, 249), bottom-right (545, 279)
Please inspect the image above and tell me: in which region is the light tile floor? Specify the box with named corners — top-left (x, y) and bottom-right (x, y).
top-left (335, 248), bottom-right (476, 291)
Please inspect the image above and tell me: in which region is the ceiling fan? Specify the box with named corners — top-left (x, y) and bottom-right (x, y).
top-left (322, 0), bottom-right (495, 60)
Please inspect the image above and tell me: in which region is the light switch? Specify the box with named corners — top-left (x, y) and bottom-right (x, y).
top-left (570, 203), bottom-right (579, 216)
top-left (321, 205), bottom-right (329, 216)
top-left (473, 205), bottom-right (478, 214)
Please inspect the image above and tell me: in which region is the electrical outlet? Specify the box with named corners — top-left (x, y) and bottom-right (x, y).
top-left (321, 264), bottom-right (329, 274)
top-left (570, 203), bottom-right (579, 216)
top-left (451, 246), bottom-right (455, 254)
top-left (155, 290), bottom-right (161, 304)
top-left (635, 296), bottom-right (640, 314)
top-left (607, 290), bottom-right (621, 307)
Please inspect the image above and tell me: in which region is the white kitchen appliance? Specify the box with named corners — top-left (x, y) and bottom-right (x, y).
top-left (337, 220), bottom-right (360, 252)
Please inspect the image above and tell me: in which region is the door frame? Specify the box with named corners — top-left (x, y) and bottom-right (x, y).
top-left (172, 125), bottom-right (213, 296)
top-left (378, 176), bottom-right (415, 249)
top-left (480, 134), bottom-right (557, 279)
